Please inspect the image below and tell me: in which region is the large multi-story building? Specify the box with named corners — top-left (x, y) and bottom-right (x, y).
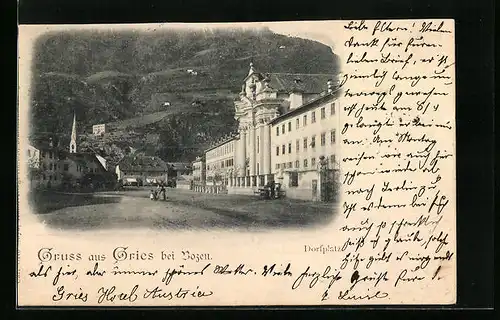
top-left (268, 92), bottom-right (340, 200)
top-left (193, 63), bottom-right (341, 201)
top-left (204, 136), bottom-right (236, 185)
top-left (192, 156), bottom-right (206, 184)
top-left (27, 140), bottom-right (64, 188)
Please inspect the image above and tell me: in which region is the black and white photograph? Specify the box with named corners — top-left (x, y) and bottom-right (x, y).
top-left (24, 24), bottom-right (342, 231)
top-left (17, 20), bottom-right (458, 306)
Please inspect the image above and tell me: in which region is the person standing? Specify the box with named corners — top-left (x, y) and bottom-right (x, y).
top-left (275, 182), bottom-right (281, 199)
top-left (156, 184), bottom-right (161, 200)
top-left (162, 184), bottom-right (167, 201)
top-left (264, 180), bottom-right (272, 199)
top-left (270, 180), bottom-right (275, 199)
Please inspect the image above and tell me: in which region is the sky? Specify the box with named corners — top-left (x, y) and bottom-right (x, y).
top-left (265, 21), bottom-right (338, 51)
top-left (18, 21), bottom-right (340, 119)
top-left (19, 21), bottom-right (340, 55)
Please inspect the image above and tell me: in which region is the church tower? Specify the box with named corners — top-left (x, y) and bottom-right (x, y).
top-left (69, 112), bottom-right (77, 153)
top-left (233, 62), bottom-right (280, 187)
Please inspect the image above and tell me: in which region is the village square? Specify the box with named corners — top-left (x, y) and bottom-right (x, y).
top-left (25, 29), bottom-right (341, 230)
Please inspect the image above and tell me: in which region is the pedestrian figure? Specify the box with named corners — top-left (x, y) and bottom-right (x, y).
top-left (150, 189), bottom-right (156, 201)
top-left (160, 183), bottom-right (167, 201)
top-left (275, 183), bottom-right (281, 199)
top-left (270, 180), bottom-right (275, 199)
top-left (264, 180), bottom-right (272, 199)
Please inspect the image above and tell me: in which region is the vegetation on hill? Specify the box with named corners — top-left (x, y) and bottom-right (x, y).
top-left (30, 27), bottom-right (339, 163)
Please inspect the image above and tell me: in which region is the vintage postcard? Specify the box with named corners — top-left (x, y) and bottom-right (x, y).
top-left (17, 20), bottom-right (456, 306)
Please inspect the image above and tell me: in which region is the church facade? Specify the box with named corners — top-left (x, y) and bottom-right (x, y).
top-left (199, 63), bottom-right (341, 201)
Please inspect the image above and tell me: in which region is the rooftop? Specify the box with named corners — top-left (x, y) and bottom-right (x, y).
top-left (205, 134), bottom-right (237, 153)
top-left (29, 140), bottom-right (61, 151)
top-left (269, 88), bottom-right (340, 125)
top-left (245, 63), bottom-right (336, 94)
top-left (64, 152), bottom-right (106, 169)
top-left (117, 154), bottom-right (169, 172)
top-left (266, 73), bottom-right (336, 94)
top-left (166, 162), bottom-right (192, 171)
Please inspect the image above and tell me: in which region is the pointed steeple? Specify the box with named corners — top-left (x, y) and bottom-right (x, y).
top-left (69, 112), bottom-right (77, 153)
top-left (248, 61), bottom-right (256, 77)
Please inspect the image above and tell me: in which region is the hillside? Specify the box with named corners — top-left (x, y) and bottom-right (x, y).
top-left (29, 27), bottom-right (340, 162)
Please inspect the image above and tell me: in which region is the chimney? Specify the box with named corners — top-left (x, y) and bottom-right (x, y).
top-left (289, 88), bottom-right (304, 110)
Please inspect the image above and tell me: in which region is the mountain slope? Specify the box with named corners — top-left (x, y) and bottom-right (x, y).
top-left (30, 27), bottom-right (340, 162)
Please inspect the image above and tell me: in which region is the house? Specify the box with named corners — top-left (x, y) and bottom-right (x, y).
top-left (268, 91), bottom-right (340, 201)
top-left (166, 162), bottom-right (193, 178)
top-left (27, 114), bottom-right (114, 190)
top-left (26, 141), bottom-right (111, 190)
top-left (93, 124), bottom-right (106, 136)
top-left (60, 152), bottom-right (107, 177)
top-left (26, 140), bottom-right (64, 189)
top-left (192, 156), bottom-right (206, 185)
top-left (115, 154), bottom-right (169, 183)
top-left (164, 162), bottom-right (192, 189)
top-left (58, 152), bottom-right (112, 189)
top-left (27, 145), bottom-right (41, 169)
top-left (203, 137), bottom-right (235, 185)
top-left (196, 62), bottom-right (341, 201)
top-left (95, 154), bottom-right (107, 171)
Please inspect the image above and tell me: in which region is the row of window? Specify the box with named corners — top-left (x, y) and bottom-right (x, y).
top-left (208, 142), bottom-right (234, 158)
top-left (122, 170), bottom-right (164, 176)
top-left (41, 174), bottom-right (57, 181)
top-left (40, 150), bottom-right (56, 159)
top-left (78, 166), bottom-right (98, 173)
top-left (40, 168), bottom-right (101, 181)
top-left (206, 158), bottom-right (234, 171)
top-left (276, 130), bottom-right (336, 156)
top-left (41, 163), bottom-right (70, 171)
top-left (42, 168), bottom-right (107, 181)
top-left (40, 163), bottom-right (97, 173)
top-left (276, 103), bottom-right (336, 136)
top-left (222, 158), bottom-right (234, 168)
top-left (275, 155), bottom-right (336, 170)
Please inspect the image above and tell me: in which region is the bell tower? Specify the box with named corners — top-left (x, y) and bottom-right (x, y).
top-left (69, 112), bottom-right (77, 153)
top-left (233, 62), bottom-right (283, 187)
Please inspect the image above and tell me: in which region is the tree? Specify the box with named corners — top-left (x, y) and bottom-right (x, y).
top-left (208, 167), bottom-right (223, 185)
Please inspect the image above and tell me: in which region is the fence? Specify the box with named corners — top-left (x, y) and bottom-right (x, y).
top-left (191, 183), bottom-right (228, 194)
